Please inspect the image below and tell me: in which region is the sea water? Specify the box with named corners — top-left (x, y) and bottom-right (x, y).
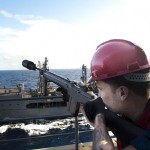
top-left (0, 69), bottom-right (93, 150)
top-left (0, 69), bottom-right (90, 89)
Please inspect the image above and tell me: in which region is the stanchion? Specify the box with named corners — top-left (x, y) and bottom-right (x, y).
top-left (75, 116), bottom-right (79, 150)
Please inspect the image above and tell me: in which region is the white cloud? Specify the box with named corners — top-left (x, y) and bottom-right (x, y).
top-left (0, 10), bottom-right (13, 18)
top-left (1, 2), bottom-right (150, 70)
top-left (0, 14), bottom-right (98, 70)
top-left (0, 9), bottom-right (42, 24)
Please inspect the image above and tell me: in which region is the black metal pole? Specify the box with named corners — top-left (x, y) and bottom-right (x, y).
top-left (75, 116), bottom-right (79, 150)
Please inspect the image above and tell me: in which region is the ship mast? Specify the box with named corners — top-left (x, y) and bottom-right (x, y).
top-left (80, 64), bottom-right (87, 84)
top-left (37, 57), bottom-right (49, 96)
top-left (43, 57), bottom-right (49, 96)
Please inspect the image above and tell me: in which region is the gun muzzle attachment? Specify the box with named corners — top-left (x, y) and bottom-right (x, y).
top-left (22, 60), bottom-right (36, 70)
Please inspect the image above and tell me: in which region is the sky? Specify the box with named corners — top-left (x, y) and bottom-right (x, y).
top-left (0, 0), bottom-right (150, 70)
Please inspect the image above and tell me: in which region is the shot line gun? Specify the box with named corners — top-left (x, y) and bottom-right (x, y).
top-left (22, 60), bottom-right (93, 117)
top-left (22, 60), bottom-right (146, 148)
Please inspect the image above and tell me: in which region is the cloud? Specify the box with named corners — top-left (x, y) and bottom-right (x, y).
top-left (1, 7), bottom-right (150, 70)
top-left (0, 11), bottom-right (98, 70)
top-left (0, 9), bottom-right (42, 24)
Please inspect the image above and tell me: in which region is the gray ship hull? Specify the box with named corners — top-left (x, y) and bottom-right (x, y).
top-left (0, 95), bottom-right (70, 122)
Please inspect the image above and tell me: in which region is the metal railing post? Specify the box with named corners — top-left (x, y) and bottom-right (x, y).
top-left (75, 116), bottom-right (79, 150)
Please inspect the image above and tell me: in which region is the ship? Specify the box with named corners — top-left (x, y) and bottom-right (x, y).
top-left (0, 57), bottom-right (97, 123)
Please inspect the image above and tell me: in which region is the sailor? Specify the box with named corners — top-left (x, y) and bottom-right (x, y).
top-left (82, 39), bottom-right (150, 150)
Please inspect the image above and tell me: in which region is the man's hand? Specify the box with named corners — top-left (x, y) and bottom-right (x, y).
top-left (56, 87), bottom-right (70, 102)
top-left (92, 114), bottom-right (115, 150)
top-left (56, 83), bottom-right (96, 102)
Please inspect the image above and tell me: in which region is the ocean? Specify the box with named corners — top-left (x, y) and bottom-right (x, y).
top-left (0, 69), bottom-right (93, 150)
top-left (0, 69), bottom-right (90, 89)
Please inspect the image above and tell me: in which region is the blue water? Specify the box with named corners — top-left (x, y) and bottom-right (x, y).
top-left (0, 69), bottom-right (92, 150)
top-left (0, 69), bottom-right (90, 89)
top-left (0, 70), bottom-right (38, 89)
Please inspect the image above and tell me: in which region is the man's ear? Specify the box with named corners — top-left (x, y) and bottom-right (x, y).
top-left (117, 86), bottom-right (129, 101)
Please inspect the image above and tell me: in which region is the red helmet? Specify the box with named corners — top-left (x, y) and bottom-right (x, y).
top-left (88, 39), bottom-right (150, 82)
